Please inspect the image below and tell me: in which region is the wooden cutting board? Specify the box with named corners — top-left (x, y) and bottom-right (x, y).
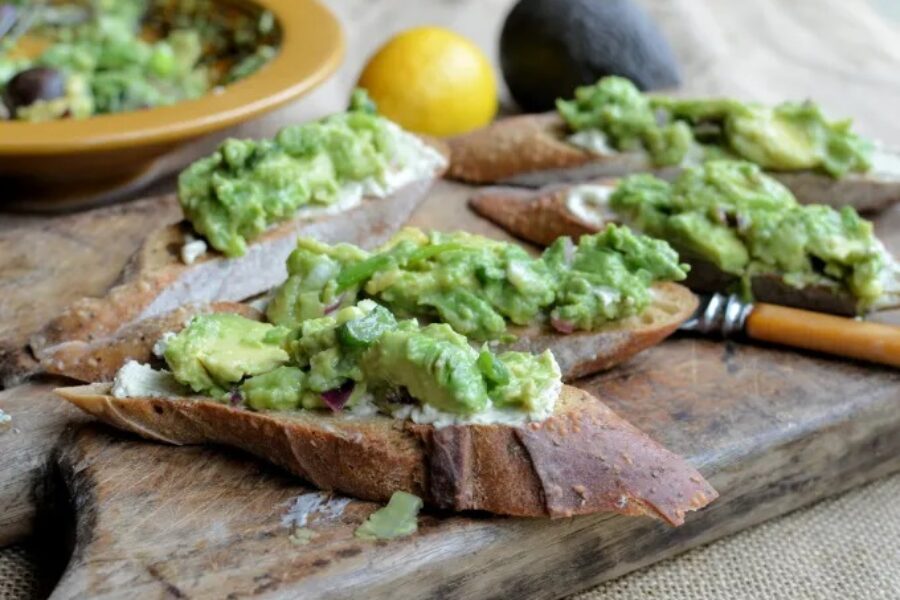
top-left (0, 182), bottom-right (899, 598)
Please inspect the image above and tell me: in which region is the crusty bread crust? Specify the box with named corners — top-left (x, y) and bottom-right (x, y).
top-left (470, 182), bottom-right (897, 316)
top-left (40, 302), bottom-right (261, 383)
top-left (770, 168), bottom-right (900, 213)
top-left (56, 383), bottom-right (717, 525)
top-left (19, 143), bottom-right (448, 384)
top-left (450, 114), bottom-right (900, 211)
top-left (470, 183), bottom-right (614, 247)
top-left (448, 114), bottom-right (597, 183)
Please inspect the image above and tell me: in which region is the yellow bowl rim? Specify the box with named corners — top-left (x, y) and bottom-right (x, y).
top-left (0, 0), bottom-right (345, 155)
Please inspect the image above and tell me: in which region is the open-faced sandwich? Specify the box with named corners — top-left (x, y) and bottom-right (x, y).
top-left (449, 77), bottom-right (900, 212)
top-left (56, 300), bottom-right (718, 524)
top-left (471, 160), bottom-right (900, 316)
top-left (38, 226), bottom-right (697, 383)
top-left (14, 94), bottom-right (448, 386)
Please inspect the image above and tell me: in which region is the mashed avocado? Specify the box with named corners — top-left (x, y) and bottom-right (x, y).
top-left (355, 491), bottom-right (422, 541)
top-left (160, 300), bottom-right (562, 422)
top-left (178, 106), bottom-right (446, 257)
top-left (558, 77), bottom-right (872, 178)
top-left (267, 226), bottom-right (687, 338)
top-left (0, 0), bottom-right (277, 121)
top-left (164, 313), bottom-right (290, 397)
top-left (610, 160), bottom-right (894, 309)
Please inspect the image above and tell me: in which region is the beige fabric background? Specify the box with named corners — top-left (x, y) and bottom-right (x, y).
top-left (2, 0), bottom-right (900, 597)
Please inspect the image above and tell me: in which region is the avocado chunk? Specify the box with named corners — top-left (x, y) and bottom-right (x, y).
top-left (164, 313), bottom-right (290, 396)
top-left (500, 0), bottom-right (680, 111)
top-left (561, 78), bottom-right (873, 178)
top-left (362, 322), bottom-right (489, 415)
top-left (159, 299), bottom-right (565, 421)
top-left (241, 366), bottom-right (306, 411)
top-left (610, 160), bottom-right (893, 309)
top-left (354, 491), bottom-right (423, 541)
top-left (271, 226), bottom-right (687, 338)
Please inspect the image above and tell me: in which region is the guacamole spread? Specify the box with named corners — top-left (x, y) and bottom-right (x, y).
top-left (558, 77), bottom-right (873, 178)
top-left (355, 491), bottom-right (423, 541)
top-left (148, 300), bottom-right (562, 425)
top-left (267, 226), bottom-right (688, 338)
top-left (178, 105), bottom-right (446, 257)
top-left (0, 0), bottom-right (277, 121)
top-left (609, 160), bottom-right (898, 309)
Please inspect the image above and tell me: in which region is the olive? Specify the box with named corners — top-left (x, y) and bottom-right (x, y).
top-left (3, 67), bottom-right (66, 116)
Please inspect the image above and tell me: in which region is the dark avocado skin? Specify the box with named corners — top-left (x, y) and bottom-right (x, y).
top-left (500, 0), bottom-right (681, 112)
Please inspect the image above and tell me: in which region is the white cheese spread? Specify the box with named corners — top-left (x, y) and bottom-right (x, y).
top-left (111, 361), bottom-right (188, 399)
top-left (180, 234), bottom-right (208, 265)
top-left (564, 184), bottom-right (616, 228)
top-left (567, 129), bottom-right (615, 155)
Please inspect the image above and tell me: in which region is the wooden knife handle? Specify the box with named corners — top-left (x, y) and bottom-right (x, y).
top-left (745, 303), bottom-right (900, 368)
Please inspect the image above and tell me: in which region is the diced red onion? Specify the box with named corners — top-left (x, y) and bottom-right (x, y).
top-left (323, 294), bottom-right (345, 315)
top-left (551, 317), bottom-right (575, 334)
top-left (228, 390), bottom-right (244, 407)
top-left (321, 381), bottom-right (355, 412)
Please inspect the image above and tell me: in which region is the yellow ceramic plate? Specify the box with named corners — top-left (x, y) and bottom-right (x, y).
top-left (0, 0), bottom-right (344, 210)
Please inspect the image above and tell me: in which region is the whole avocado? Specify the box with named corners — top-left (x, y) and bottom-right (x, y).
top-left (500, 0), bottom-right (681, 112)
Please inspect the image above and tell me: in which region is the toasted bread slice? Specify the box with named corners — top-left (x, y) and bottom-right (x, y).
top-left (40, 302), bottom-right (261, 383)
top-left (56, 383), bottom-right (717, 525)
top-left (24, 149), bottom-right (447, 383)
top-left (449, 114), bottom-right (900, 212)
top-left (507, 283), bottom-right (697, 380)
top-left (469, 182), bottom-right (899, 316)
top-left (37, 282), bottom-right (695, 385)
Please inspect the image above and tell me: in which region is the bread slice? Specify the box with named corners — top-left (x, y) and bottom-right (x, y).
top-left (449, 113), bottom-right (900, 212)
top-left (39, 302), bottom-right (261, 383)
top-left (55, 383), bottom-right (718, 525)
top-left (470, 182), bottom-right (900, 316)
top-left (33, 282), bottom-right (695, 385)
top-left (507, 283), bottom-right (697, 380)
top-left (22, 146), bottom-right (447, 383)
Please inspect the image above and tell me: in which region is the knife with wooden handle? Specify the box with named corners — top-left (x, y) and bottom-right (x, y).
top-left (681, 294), bottom-right (900, 368)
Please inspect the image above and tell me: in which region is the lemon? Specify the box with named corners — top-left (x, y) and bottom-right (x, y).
top-left (358, 27), bottom-right (498, 137)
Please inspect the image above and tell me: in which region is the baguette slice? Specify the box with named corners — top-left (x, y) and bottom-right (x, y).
top-left (24, 147), bottom-right (447, 383)
top-left (470, 181), bottom-right (900, 316)
top-left (35, 282), bottom-right (696, 384)
top-left (449, 113), bottom-right (900, 212)
top-left (56, 383), bottom-right (718, 525)
top-left (39, 302), bottom-right (261, 383)
top-left (507, 282), bottom-right (697, 380)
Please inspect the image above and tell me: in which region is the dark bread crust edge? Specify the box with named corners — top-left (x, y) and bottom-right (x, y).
top-left (56, 383), bottom-right (718, 525)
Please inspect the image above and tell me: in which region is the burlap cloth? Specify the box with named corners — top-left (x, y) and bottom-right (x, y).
top-left (1, 472), bottom-right (897, 599)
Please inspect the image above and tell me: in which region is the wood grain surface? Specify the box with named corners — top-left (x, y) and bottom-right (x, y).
top-left (42, 341), bottom-right (900, 599)
top-left (0, 182), bottom-right (898, 598)
top-left (2, 0), bottom-right (900, 597)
